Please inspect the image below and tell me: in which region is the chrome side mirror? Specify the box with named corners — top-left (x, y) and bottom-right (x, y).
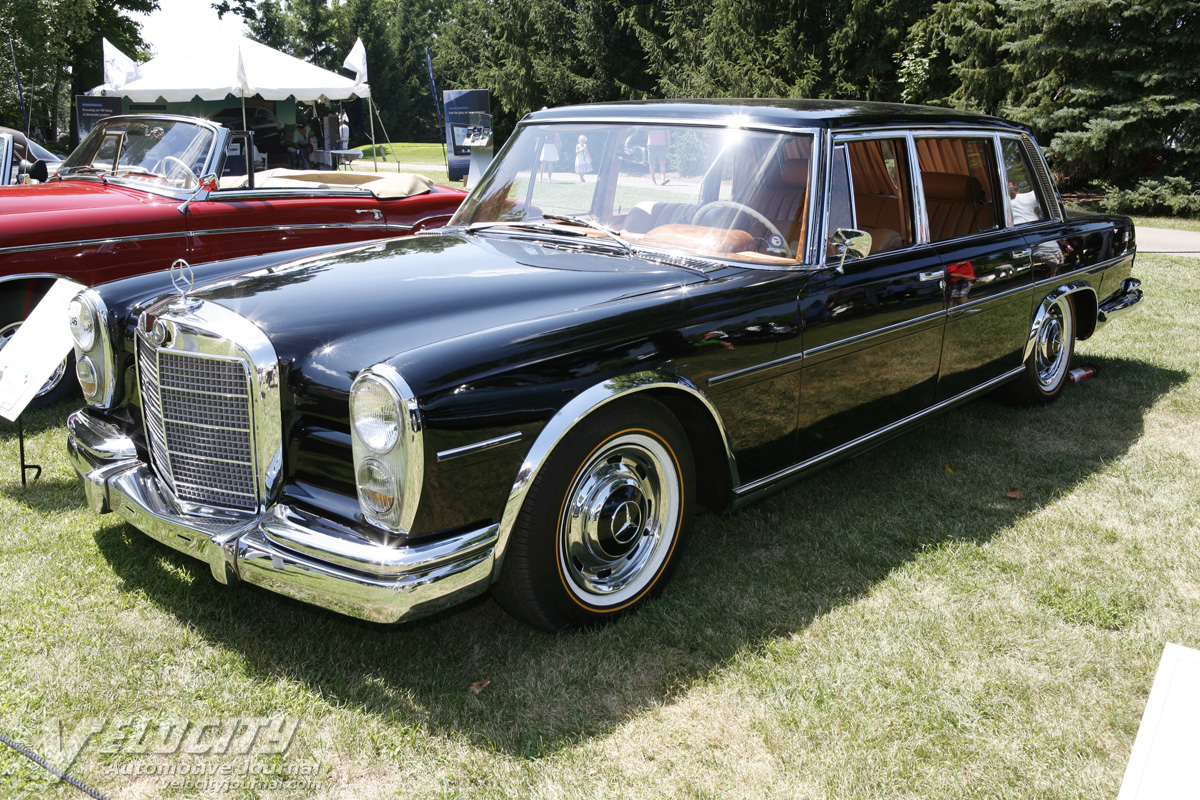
top-left (831, 228), bottom-right (872, 273)
top-left (178, 173), bottom-right (220, 215)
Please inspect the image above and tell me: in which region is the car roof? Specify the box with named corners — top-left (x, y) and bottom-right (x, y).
top-left (525, 99), bottom-right (1029, 134)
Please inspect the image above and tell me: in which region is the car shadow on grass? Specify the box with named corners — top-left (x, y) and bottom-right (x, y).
top-left (92, 356), bottom-right (1184, 758)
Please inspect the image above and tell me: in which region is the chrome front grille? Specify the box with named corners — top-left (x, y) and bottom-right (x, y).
top-left (140, 342), bottom-right (258, 511)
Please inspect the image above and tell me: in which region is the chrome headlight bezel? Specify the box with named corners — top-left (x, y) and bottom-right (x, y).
top-left (69, 289), bottom-right (116, 408)
top-left (349, 366), bottom-right (424, 532)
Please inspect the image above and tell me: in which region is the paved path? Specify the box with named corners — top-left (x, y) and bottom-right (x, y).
top-left (1137, 227), bottom-right (1200, 257)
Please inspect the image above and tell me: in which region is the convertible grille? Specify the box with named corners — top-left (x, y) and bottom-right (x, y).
top-left (139, 342), bottom-right (258, 511)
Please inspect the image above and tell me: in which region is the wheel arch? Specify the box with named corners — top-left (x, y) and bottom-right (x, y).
top-left (0, 273), bottom-right (74, 318)
top-left (490, 371), bottom-right (738, 583)
top-left (1025, 281), bottom-right (1097, 363)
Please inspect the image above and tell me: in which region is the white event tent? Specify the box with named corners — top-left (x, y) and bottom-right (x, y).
top-left (90, 36), bottom-right (376, 167)
top-left (89, 36), bottom-right (370, 102)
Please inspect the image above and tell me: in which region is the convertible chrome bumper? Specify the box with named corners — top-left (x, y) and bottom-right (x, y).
top-left (67, 409), bottom-right (497, 623)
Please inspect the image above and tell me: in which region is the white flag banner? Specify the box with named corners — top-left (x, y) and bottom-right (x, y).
top-left (102, 38), bottom-right (141, 90)
top-left (236, 45), bottom-right (249, 95)
top-left (343, 37), bottom-right (368, 86)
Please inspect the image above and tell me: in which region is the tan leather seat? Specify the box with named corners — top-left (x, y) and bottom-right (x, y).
top-left (922, 172), bottom-right (996, 242)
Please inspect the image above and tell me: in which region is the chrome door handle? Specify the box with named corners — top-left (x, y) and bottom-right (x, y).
top-left (919, 270), bottom-right (945, 282)
top-left (356, 209), bottom-right (383, 221)
top-left (1012, 248), bottom-right (1031, 260)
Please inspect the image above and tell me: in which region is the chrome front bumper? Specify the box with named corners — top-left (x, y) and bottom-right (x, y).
top-left (67, 409), bottom-right (497, 623)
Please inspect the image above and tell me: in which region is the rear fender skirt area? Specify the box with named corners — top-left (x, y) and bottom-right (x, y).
top-left (1025, 281), bottom-right (1097, 363)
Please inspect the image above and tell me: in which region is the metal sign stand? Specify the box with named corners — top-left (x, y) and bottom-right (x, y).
top-left (16, 415), bottom-right (40, 486)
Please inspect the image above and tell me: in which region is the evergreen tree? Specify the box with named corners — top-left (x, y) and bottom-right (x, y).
top-left (1002, 0), bottom-right (1199, 186)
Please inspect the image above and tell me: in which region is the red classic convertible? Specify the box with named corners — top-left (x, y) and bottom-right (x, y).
top-left (0, 114), bottom-right (466, 404)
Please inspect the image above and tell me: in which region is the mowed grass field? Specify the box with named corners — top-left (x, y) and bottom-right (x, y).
top-left (0, 253), bottom-right (1197, 799)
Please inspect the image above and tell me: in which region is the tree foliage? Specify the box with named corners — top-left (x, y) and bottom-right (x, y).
top-left (1, 0), bottom-right (156, 147)
top-left (0, 0), bottom-right (1191, 189)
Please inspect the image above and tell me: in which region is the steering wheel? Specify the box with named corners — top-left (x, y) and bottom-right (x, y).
top-left (691, 200), bottom-right (793, 258)
top-left (159, 156), bottom-right (198, 189)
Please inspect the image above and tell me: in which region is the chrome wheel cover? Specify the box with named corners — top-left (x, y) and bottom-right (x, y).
top-left (558, 431), bottom-right (682, 607)
top-left (1035, 301), bottom-right (1071, 390)
top-left (0, 321), bottom-right (67, 397)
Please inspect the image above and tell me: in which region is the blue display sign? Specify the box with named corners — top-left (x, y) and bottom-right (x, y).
top-left (443, 90), bottom-right (490, 183)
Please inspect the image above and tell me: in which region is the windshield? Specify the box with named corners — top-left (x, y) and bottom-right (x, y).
top-left (451, 122), bottom-right (815, 265)
top-left (59, 118), bottom-right (216, 189)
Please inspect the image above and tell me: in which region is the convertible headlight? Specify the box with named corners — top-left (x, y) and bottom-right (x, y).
top-left (68, 290), bottom-right (115, 407)
top-left (349, 366), bottom-right (424, 532)
top-left (67, 299), bottom-right (96, 351)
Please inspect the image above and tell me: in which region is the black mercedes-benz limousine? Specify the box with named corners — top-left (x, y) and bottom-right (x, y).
top-left (66, 99), bottom-right (1142, 631)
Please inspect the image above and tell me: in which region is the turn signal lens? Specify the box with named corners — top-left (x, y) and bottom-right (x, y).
top-left (356, 458), bottom-right (396, 514)
top-left (76, 356), bottom-right (99, 398)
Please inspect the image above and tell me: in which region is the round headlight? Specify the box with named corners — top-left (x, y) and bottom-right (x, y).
top-left (351, 378), bottom-right (401, 453)
top-left (68, 298), bottom-right (96, 351)
top-left (357, 458), bottom-right (396, 514)
top-left (76, 356), bottom-right (99, 397)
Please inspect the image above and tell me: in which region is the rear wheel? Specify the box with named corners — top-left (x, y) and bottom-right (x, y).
top-left (1008, 295), bottom-right (1074, 406)
top-left (493, 397), bottom-right (695, 632)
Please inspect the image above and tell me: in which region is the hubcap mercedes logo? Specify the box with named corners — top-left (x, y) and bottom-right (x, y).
top-left (611, 499), bottom-right (643, 544)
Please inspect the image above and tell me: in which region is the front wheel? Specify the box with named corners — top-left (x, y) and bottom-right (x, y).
top-left (493, 397), bottom-right (695, 632)
top-left (1008, 295), bottom-right (1075, 406)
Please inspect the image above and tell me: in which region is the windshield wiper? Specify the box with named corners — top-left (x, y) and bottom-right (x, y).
top-left (464, 218), bottom-right (631, 254)
top-left (60, 165), bottom-right (108, 181)
top-left (541, 214), bottom-right (632, 254)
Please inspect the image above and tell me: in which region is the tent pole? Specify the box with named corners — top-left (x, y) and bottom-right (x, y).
top-left (241, 95), bottom-right (247, 134)
top-left (368, 94), bottom-right (377, 171)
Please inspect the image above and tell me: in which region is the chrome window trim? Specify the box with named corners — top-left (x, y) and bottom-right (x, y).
top-left (526, 116), bottom-right (824, 136)
top-left (1021, 134), bottom-right (1064, 222)
top-left (491, 371), bottom-right (738, 580)
top-left (436, 432), bottom-right (523, 463)
top-left (996, 133), bottom-right (1058, 229)
top-left (136, 298), bottom-right (283, 516)
top-left (732, 364), bottom-right (1026, 504)
top-left (819, 131), bottom-right (928, 267)
top-left (56, 115), bottom-right (229, 201)
top-left (214, 188), bottom-right (385, 201)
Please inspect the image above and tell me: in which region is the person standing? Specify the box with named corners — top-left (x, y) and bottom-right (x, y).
top-left (647, 128), bottom-right (669, 185)
top-left (290, 123), bottom-right (310, 169)
top-left (539, 133), bottom-right (559, 182)
top-left (575, 135), bottom-right (592, 182)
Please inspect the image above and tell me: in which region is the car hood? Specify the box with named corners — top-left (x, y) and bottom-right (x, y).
top-left (0, 178), bottom-right (168, 213)
top-left (190, 232), bottom-right (709, 393)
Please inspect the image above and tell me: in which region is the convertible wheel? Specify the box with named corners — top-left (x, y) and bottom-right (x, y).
top-left (0, 319), bottom-right (75, 409)
top-left (0, 290), bottom-right (78, 410)
top-left (493, 397), bottom-right (695, 632)
top-left (1009, 295), bottom-right (1075, 406)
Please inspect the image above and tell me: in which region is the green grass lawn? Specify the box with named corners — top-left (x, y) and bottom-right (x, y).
top-left (1, 254), bottom-right (1197, 798)
top-left (1128, 215), bottom-right (1200, 233)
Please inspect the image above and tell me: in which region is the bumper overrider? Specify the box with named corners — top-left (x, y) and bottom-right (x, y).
top-left (67, 409), bottom-right (498, 623)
